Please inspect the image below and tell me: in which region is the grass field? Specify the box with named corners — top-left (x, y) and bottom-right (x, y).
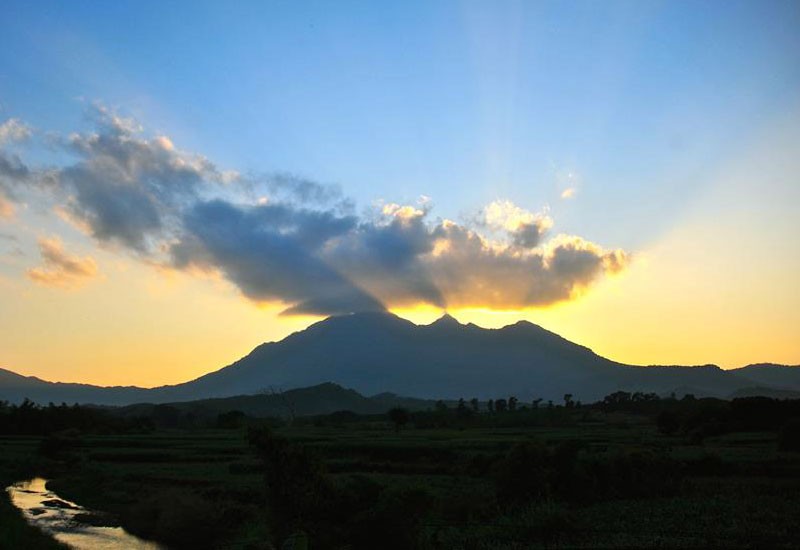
top-left (2, 407), bottom-right (799, 549)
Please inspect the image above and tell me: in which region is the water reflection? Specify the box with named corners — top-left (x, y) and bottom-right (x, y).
top-left (6, 478), bottom-right (162, 549)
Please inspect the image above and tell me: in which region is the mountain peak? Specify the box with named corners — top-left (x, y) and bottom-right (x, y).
top-left (429, 312), bottom-right (461, 327)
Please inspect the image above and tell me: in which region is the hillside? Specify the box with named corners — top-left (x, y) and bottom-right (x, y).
top-left (113, 382), bottom-right (437, 420)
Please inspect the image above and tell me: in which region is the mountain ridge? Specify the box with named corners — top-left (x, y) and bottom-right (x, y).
top-left (1, 312), bottom-right (797, 405)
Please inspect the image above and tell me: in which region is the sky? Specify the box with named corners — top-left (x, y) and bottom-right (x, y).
top-left (1, 0), bottom-right (798, 387)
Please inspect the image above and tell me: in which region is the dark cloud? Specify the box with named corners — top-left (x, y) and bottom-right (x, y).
top-left (0, 145), bottom-right (33, 219)
top-left (0, 145), bottom-right (32, 216)
top-left (322, 206), bottom-right (445, 308)
top-left (3, 105), bottom-right (629, 313)
top-left (169, 197), bottom-right (628, 315)
top-left (50, 104), bottom-right (225, 251)
top-left (173, 200), bottom-right (385, 315)
top-left (512, 221), bottom-right (547, 248)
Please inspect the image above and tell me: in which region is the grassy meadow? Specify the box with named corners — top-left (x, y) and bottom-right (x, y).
top-left (2, 399), bottom-right (800, 549)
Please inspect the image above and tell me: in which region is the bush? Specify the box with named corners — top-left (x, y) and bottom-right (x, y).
top-left (494, 441), bottom-right (552, 505)
top-left (656, 410), bottom-right (681, 435)
top-left (778, 418), bottom-right (800, 452)
top-left (125, 489), bottom-right (219, 549)
top-left (348, 486), bottom-right (434, 550)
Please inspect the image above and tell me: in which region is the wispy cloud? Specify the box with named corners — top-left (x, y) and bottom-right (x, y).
top-left (0, 119), bottom-right (31, 144)
top-left (27, 236), bottom-right (99, 289)
top-left (4, 104), bottom-right (629, 313)
top-left (560, 187), bottom-right (577, 200)
top-left (0, 118), bottom-right (34, 219)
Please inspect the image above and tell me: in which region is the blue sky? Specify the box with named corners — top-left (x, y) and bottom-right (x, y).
top-left (3, 0), bottom-right (798, 249)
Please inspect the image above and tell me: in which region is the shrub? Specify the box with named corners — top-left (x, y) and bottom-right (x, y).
top-left (126, 489), bottom-right (219, 549)
top-left (778, 418), bottom-right (800, 452)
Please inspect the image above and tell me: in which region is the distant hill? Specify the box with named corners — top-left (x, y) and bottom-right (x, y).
top-left (113, 382), bottom-right (437, 420)
top-left (729, 364), bottom-right (800, 390)
top-left (0, 366), bottom-right (153, 405)
top-left (1, 312), bottom-right (798, 405)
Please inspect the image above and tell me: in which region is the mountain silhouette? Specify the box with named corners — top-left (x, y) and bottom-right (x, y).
top-left (0, 312), bottom-right (796, 406)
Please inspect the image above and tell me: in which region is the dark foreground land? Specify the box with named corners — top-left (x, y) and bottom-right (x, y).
top-left (2, 395), bottom-right (800, 549)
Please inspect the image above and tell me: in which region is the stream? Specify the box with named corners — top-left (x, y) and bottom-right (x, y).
top-left (6, 478), bottom-right (163, 549)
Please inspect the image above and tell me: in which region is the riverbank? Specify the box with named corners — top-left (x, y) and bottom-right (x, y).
top-left (0, 437), bottom-right (67, 549)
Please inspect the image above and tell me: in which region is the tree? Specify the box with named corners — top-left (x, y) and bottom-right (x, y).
top-left (532, 398), bottom-right (543, 409)
top-left (264, 386), bottom-right (297, 426)
top-left (456, 399), bottom-right (472, 421)
top-left (495, 398), bottom-right (508, 413)
top-left (470, 398), bottom-right (479, 412)
top-left (388, 407), bottom-right (410, 433)
top-left (487, 399), bottom-right (495, 413)
top-left (563, 394), bottom-right (574, 408)
top-left (508, 396), bottom-right (518, 411)
top-left (435, 400), bottom-right (448, 413)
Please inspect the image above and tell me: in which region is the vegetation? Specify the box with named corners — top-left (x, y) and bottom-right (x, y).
top-left (1, 393), bottom-right (800, 548)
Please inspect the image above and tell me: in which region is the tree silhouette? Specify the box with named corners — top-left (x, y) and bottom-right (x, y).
top-left (495, 398), bottom-right (508, 413)
top-left (508, 396), bottom-right (518, 411)
top-left (388, 407), bottom-right (410, 433)
top-left (456, 398), bottom-right (472, 421)
top-left (563, 394), bottom-right (574, 408)
top-left (487, 399), bottom-right (495, 413)
top-left (470, 398), bottom-right (479, 412)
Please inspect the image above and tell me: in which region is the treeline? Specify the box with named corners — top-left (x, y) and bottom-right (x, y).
top-left (0, 400), bottom-right (268, 435)
top-left (380, 393), bottom-right (800, 440)
top-left (0, 399), bottom-right (152, 435)
top-left (598, 392), bottom-right (800, 448)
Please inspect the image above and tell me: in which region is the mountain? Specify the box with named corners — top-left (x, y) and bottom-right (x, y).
top-left (1, 312), bottom-right (797, 405)
top-left (0, 366), bottom-right (153, 405)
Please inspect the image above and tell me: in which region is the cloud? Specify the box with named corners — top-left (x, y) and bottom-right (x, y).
top-left (560, 187), bottom-right (577, 199)
top-left (26, 236), bottom-right (99, 289)
top-left (0, 119), bottom-right (31, 144)
top-left (170, 197), bottom-right (627, 314)
top-left (47, 104), bottom-right (228, 251)
top-left (172, 200), bottom-right (384, 315)
top-left (480, 200), bottom-right (553, 248)
top-left (0, 195), bottom-right (14, 219)
top-left (419, 223), bottom-right (627, 310)
top-left (5, 103), bottom-right (630, 314)
top-left (0, 119), bottom-right (34, 217)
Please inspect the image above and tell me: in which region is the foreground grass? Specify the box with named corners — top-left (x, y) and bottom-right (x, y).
top-left (1, 416), bottom-right (799, 548)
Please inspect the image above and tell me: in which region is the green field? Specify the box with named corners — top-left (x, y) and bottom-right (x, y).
top-left (2, 407), bottom-right (799, 549)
